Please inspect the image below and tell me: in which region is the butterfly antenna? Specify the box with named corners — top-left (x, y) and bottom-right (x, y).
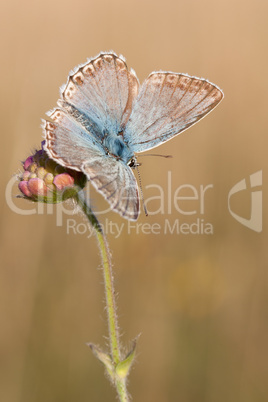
top-left (138, 153), bottom-right (173, 159)
top-left (135, 163), bottom-right (148, 217)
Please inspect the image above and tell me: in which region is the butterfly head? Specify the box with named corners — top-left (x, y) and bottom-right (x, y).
top-left (127, 157), bottom-right (137, 168)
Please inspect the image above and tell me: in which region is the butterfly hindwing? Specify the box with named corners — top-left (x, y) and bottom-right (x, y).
top-left (82, 156), bottom-right (139, 220)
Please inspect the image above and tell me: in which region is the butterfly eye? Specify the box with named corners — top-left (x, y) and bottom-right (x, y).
top-left (128, 158), bottom-right (136, 168)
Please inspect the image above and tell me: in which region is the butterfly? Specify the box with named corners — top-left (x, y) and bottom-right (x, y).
top-left (43, 51), bottom-right (223, 220)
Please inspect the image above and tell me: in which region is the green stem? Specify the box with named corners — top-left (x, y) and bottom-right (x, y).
top-left (75, 191), bottom-right (129, 402)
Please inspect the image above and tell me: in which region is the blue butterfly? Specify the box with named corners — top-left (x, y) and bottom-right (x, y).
top-left (43, 51), bottom-right (223, 220)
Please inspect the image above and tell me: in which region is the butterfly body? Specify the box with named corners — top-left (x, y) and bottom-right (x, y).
top-left (102, 133), bottom-right (134, 165)
top-left (43, 51), bottom-right (223, 220)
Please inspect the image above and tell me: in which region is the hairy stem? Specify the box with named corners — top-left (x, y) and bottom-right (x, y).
top-left (75, 191), bottom-right (129, 402)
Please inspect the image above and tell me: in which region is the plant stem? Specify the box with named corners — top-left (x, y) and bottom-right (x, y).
top-left (75, 191), bottom-right (129, 402)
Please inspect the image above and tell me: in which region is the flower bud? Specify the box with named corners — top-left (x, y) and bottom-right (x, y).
top-left (19, 181), bottom-right (32, 198)
top-left (36, 167), bottom-right (47, 179)
top-left (27, 178), bottom-right (49, 197)
top-left (22, 171), bottom-right (31, 181)
top-left (53, 173), bottom-right (75, 190)
top-left (23, 156), bottom-right (33, 170)
top-left (44, 173), bottom-right (54, 186)
top-left (18, 141), bottom-right (87, 203)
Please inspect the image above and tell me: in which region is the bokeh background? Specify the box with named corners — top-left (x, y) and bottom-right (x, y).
top-left (1, 0), bottom-right (267, 401)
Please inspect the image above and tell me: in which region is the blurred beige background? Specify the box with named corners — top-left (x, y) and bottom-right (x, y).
top-left (1, 0), bottom-right (267, 401)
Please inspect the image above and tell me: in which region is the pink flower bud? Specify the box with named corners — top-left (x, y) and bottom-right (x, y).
top-left (27, 178), bottom-right (49, 197)
top-left (53, 173), bottom-right (75, 190)
top-left (23, 156), bottom-right (33, 170)
top-left (19, 181), bottom-right (32, 198)
top-left (22, 171), bottom-right (31, 181)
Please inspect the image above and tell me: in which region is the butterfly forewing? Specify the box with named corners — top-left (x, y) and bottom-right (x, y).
top-left (62, 52), bottom-right (139, 137)
top-left (124, 72), bottom-right (223, 152)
